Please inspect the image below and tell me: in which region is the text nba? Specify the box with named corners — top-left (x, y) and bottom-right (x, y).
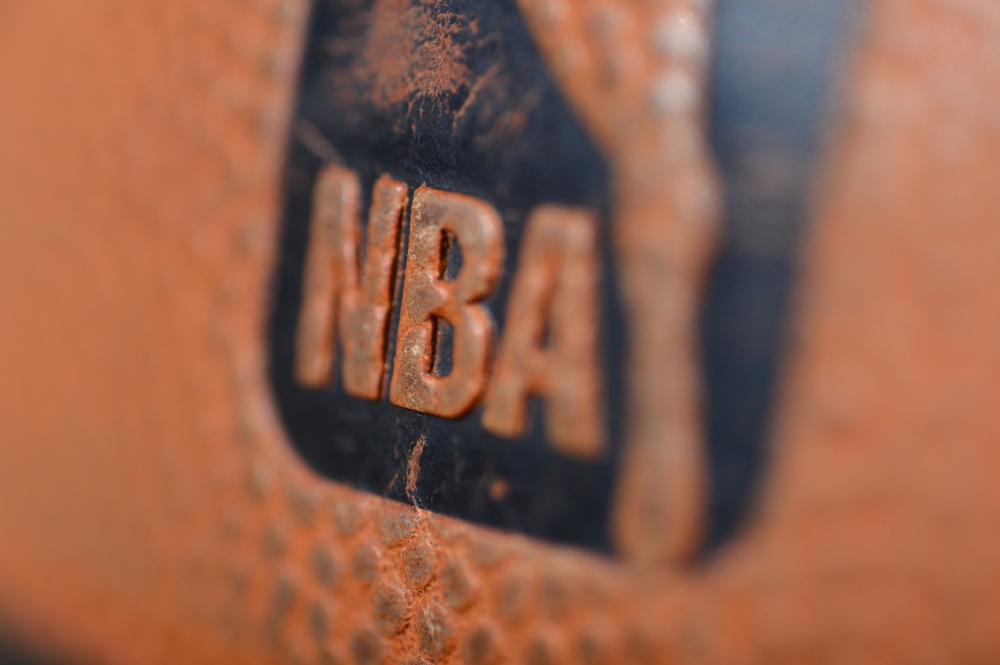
top-left (295, 166), bottom-right (604, 459)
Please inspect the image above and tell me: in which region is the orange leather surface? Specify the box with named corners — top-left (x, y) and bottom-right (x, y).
top-left (0, 1), bottom-right (998, 663)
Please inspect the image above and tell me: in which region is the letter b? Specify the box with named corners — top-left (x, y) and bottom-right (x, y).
top-left (389, 186), bottom-right (504, 418)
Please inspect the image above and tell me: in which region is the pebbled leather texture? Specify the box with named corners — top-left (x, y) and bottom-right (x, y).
top-left (0, 0), bottom-right (998, 663)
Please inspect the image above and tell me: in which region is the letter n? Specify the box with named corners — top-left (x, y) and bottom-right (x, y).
top-left (482, 205), bottom-right (604, 459)
top-left (295, 166), bottom-right (407, 399)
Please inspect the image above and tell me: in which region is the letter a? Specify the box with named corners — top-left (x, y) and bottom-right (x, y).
top-left (295, 166), bottom-right (407, 399)
top-left (482, 205), bottom-right (604, 459)
top-left (390, 187), bottom-right (504, 418)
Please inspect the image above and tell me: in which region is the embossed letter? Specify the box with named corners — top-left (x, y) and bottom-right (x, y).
top-left (389, 186), bottom-right (504, 418)
top-left (482, 206), bottom-right (604, 459)
top-left (295, 166), bottom-right (407, 399)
